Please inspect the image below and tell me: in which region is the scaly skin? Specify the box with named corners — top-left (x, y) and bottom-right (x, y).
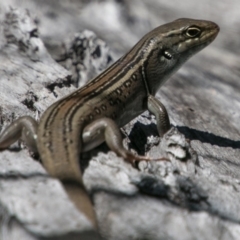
top-left (0, 18), bottom-right (219, 228)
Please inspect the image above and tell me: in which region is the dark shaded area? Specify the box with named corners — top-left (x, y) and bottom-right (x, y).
top-left (128, 121), bottom-right (159, 155)
top-left (21, 91), bottom-right (38, 111)
top-left (39, 230), bottom-right (101, 240)
top-left (46, 75), bottom-right (73, 97)
top-left (136, 176), bottom-right (169, 197)
top-left (29, 28), bottom-right (39, 38)
top-left (176, 176), bottom-right (209, 210)
top-left (92, 173), bottom-right (240, 225)
top-left (92, 45), bottom-right (101, 58)
top-left (177, 126), bottom-right (240, 149)
top-left (137, 174), bottom-right (240, 224)
top-left (136, 174), bottom-right (209, 211)
top-left (0, 172), bottom-right (49, 179)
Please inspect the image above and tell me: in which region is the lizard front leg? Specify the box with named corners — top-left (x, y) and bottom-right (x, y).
top-left (0, 116), bottom-right (38, 153)
top-left (147, 95), bottom-right (171, 137)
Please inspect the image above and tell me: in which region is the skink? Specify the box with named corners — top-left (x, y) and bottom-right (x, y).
top-left (0, 18), bottom-right (219, 228)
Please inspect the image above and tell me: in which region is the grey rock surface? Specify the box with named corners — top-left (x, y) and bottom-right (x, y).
top-left (0, 6), bottom-right (98, 240)
top-left (0, 1), bottom-right (239, 240)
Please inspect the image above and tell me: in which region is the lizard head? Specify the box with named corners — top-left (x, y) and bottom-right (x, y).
top-left (160, 18), bottom-right (220, 61)
top-left (138, 18), bottom-right (219, 94)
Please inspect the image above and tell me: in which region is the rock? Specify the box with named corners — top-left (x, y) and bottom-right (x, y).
top-left (0, 1), bottom-right (240, 240)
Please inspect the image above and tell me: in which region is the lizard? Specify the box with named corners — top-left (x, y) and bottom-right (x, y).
top-left (0, 18), bottom-right (219, 228)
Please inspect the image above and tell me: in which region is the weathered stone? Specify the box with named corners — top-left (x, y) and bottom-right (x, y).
top-left (0, 1), bottom-right (240, 240)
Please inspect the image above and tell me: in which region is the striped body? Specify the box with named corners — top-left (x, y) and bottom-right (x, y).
top-left (38, 50), bottom-right (149, 181)
top-left (37, 18), bottom-right (219, 182)
top-left (0, 18), bottom-right (219, 228)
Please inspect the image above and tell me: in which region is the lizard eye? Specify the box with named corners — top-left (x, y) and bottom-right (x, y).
top-left (185, 27), bottom-right (201, 38)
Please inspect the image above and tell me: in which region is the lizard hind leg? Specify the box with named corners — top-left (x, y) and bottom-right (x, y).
top-left (0, 116), bottom-right (38, 153)
top-left (83, 117), bottom-right (168, 165)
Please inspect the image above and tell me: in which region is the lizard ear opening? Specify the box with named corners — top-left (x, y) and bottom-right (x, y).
top-left (163, 50), bottom-right (172, 60)
top-left (185, 27), bottom-right (201, 38)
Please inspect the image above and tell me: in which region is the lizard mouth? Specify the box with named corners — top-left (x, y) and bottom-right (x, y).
top-left (202, 23), bottom-right (220, 43)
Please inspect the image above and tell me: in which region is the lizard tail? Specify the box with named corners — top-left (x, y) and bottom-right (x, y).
top-left (62, 181), bottom-right (98, 229)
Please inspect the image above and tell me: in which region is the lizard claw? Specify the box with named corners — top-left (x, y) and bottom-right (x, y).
top-left (124, 151), bottom-right (170, 166)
